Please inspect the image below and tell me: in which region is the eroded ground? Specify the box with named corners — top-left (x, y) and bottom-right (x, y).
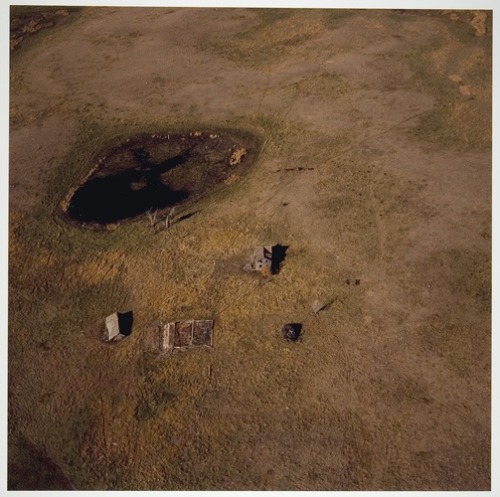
top-left (9, 8), bottom-right (491, 490)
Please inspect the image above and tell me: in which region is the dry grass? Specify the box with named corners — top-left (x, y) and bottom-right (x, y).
top-left (9, 114), bottom-right (365, 489)
top-left (205, 9), bottom-right (335, 67)
top-left (401, 16), bottom-right (492, 150)
top-left (9, 7), bottom-right (491, 491)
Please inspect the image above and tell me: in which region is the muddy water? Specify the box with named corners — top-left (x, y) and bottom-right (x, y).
top-left (66, 130), bottom-right (258, 227)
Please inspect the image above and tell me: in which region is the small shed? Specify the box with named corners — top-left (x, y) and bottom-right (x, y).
top-left (103, 311), bottom-right (133, 342)
top-left (246, 244), bottom-right (288, 276)
top-left (248, 246), bottom-right (273, 275)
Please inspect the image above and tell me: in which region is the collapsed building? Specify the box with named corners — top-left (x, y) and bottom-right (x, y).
top-left (144, 319), bottom-right (214, 353)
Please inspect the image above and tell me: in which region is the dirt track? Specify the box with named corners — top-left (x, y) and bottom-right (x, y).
top-left (9, 8), bottom-right (491, 490)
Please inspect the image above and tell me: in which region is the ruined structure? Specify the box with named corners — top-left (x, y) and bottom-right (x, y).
top-left (246, 246), bottom-right (273, 276)
top-left (145, 319), bottom-right (214, 353)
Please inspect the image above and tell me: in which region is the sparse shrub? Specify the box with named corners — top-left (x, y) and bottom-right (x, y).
top-left (229, 148), bottom-right (247, 166)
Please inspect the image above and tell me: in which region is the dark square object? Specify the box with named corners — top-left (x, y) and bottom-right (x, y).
top-left (117, 311), bottom-right (133, 336)
top-left (271, 244), bottom-right (288, 274)
top-left (282, 323), bottom-right (302, 341)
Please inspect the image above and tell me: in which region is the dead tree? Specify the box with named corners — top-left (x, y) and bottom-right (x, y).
top-left (146, 208), bottom-right (158, 227)
top-left (164, 207), bottom-right (176, 230)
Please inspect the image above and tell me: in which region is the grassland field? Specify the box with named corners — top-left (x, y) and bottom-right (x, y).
top-left (8, 7), bottom-right (491, 490)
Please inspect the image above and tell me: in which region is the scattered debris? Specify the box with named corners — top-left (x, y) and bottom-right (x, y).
top-left (145, 319), bottom-right (214, 352)
top-left (103, 311), bottom-right (133, 342)
top-left (282, 323), bottom-right (302, 341)
top-left (312, 299), bottom-right (333, 316)
top-left (275, 167), bottom-right (314, 172)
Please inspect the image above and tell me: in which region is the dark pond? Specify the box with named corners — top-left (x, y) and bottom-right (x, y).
top-left (65, 130), bottom-right (258, 227)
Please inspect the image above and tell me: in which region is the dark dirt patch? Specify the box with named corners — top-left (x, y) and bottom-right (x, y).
top-left (63, 130), bottom-right (259, 227)
top-left (8, 435), bottom-right (74, 490)
top-left (10, 6), bottom-right (82, 51)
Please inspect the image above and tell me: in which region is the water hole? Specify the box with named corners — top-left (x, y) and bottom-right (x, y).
top-left (64, 130), bottom-right (259, 227)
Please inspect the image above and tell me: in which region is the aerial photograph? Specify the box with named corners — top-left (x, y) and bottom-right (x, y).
top-left (8, 4), bottom-right (492, 491)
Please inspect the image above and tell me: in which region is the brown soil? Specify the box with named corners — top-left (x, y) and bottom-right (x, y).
top-left (8, 435), bottom-right (74, 490)
top-left (9, 7), bottom-right (491, 491)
